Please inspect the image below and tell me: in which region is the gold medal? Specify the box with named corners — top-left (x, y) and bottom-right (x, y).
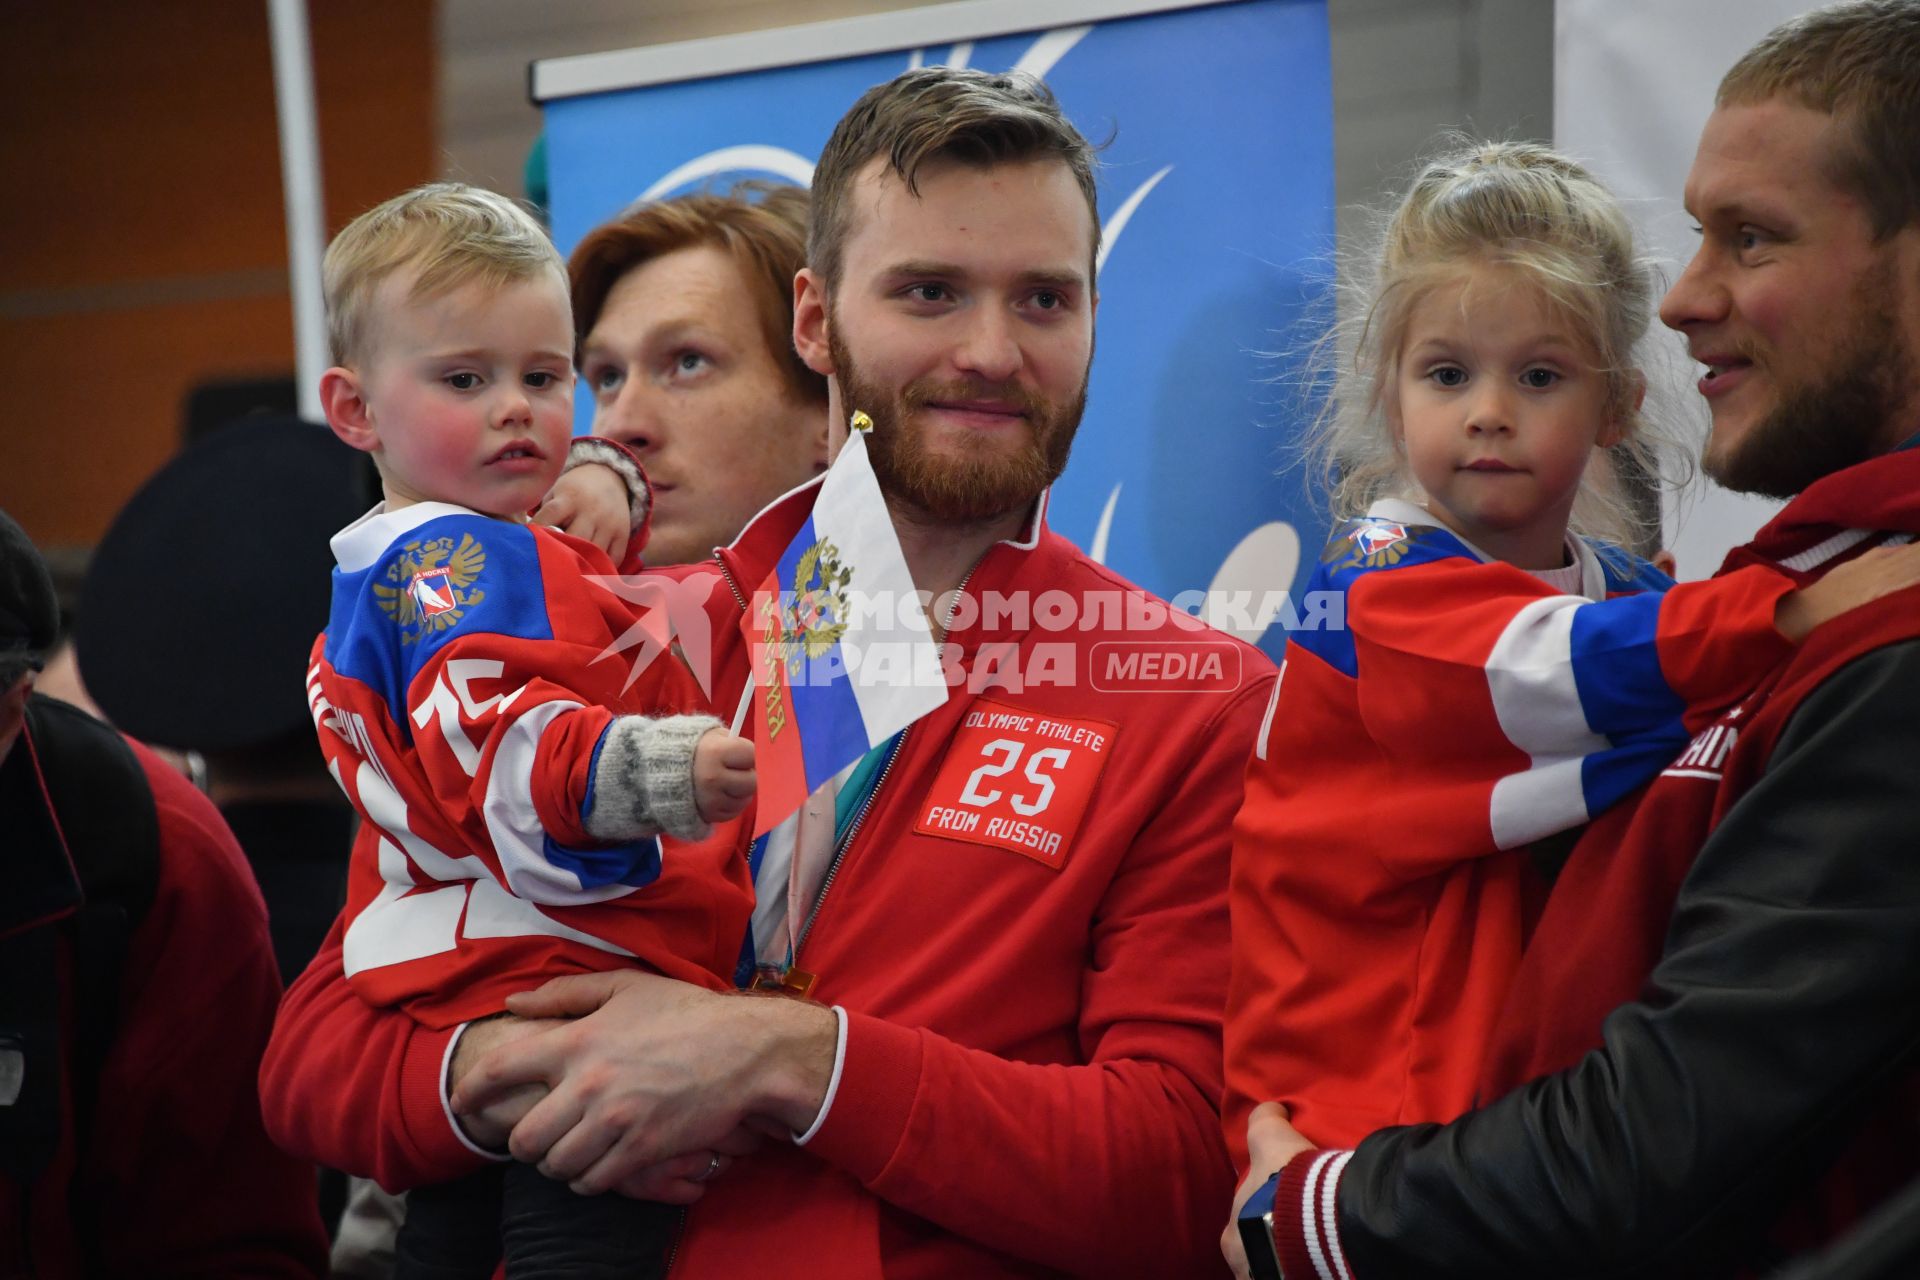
top-left (750, 965), bottom-right (818, 999)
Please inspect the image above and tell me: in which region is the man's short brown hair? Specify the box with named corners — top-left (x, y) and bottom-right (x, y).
top-left (568, 183), bottom-right (826, 405)
top-left (808, 67), bottom-right (1101, 285)
top-left (1718, 0), bottom-right (1920, 239)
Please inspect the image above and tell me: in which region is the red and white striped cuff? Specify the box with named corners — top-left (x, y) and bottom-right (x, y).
top-left (1273, 1148), bottom-right (1357, 1280)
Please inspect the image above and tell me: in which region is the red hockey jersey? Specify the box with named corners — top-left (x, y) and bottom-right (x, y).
top-left (309, 502), bottom-right (751, 1027)
top-left (1225, 498), bottom-right (1796, 1159)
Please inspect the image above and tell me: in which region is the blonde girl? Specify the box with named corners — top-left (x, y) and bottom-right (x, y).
top-left (1223, 142), bottom-right (1920, 1176)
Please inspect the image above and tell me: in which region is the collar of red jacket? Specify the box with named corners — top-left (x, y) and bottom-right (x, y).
top-left (1741, 446), bottom-right (1920, 566)
top-left (711, 478), bottom-right (1072, 652)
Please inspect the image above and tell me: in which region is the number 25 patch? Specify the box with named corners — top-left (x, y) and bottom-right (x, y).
top-left (915, 699), bottom-right (1117, 870)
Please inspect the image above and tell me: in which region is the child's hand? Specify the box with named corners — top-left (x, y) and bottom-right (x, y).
top-left (1776, 540), bottom-right (1920, 641)
top-left (1221, 1102), bottom-right (1317, 1280)
top-left (693, 728), bottom-right (756, 825)
top-left (534, 463), bottom-right (632, 564)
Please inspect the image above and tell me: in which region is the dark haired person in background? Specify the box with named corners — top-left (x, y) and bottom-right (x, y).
top-left (0, 506), bottom-right (327, 1276)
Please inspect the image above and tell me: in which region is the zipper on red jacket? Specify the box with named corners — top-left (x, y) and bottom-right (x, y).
top-left (663, 1204), bottom-right (685, 1276)
top-left (792, 562), bottom-right (979, 962)
top-left (794, 727), bottom-right (908, 957)
top-left (714, 549), bottom-right (749, 613)
top-left (672, 544), bottom-right (869, 1274)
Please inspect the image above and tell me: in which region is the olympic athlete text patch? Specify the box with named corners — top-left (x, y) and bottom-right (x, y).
top-left (915, 700), bottom-right (1116, 870)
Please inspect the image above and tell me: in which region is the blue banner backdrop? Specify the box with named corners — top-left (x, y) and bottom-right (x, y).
top-left (542, 0), bottom-right (1331, 662)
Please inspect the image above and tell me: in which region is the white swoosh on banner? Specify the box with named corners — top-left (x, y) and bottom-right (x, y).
top-left (1013, 25), bottom-right (1092, 78)
top-left (912, 27), bottom-right (1091, 79)
top-left (1090, 482), bottom-right (1122, 564)
top-left (639, 145), bottom-right (816, 202)
top-left (1204, 522), bottom-right (1302, 643)
top-left (1098, 165), bottom-right (1173, 276)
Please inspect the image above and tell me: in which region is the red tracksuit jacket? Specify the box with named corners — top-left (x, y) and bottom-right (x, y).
top-left (265, 481), bottom-right (1278, 1278)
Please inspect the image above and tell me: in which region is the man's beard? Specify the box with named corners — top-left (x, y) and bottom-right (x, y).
top-left (1707, 280), bottom-right (1914, 498)
top-left (828, 326), bottom-right (1087, 525)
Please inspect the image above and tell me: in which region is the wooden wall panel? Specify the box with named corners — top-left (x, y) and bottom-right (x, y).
top-left (0, 0), bottom-right (1554, 551)
top-left (2, 295), bottom-right (299, 546)
top-left (0, 0), bottom-right (435, 549)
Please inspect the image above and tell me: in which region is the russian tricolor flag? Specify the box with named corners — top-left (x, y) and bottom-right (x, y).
top-left (740, 424), bottom-right (946, 834)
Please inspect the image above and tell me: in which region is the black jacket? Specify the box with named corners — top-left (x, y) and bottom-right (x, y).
top-left (1336, 638), bottom-right (1920, 1278)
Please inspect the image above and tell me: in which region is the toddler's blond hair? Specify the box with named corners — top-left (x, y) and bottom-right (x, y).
top-left (323, 182), bottom-right (564, 366)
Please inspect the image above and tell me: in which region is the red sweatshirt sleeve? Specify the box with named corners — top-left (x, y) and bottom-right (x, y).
top-left (800, 675), bottom-right (1276, 1276)
top-left (1336, 557), bottom-right (1795, 867)
top-left (1346, 558), bottom-right (1795, 762)
top-left (262, 914), bottom-right (483, 1192)
top-left (1641, 565), bottom-right (1799, 718)
top-left (89, 747), bottom-right (329, 1277)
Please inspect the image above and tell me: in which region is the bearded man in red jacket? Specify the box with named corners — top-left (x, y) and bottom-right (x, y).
top-left (263, 66), bottom-right (1277, 1278)
top-left (1229, 4), bottom-right (1920, 1277)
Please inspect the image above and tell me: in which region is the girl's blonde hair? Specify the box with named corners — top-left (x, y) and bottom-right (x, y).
top-left (1309, 140), bottom-right (1690, 551)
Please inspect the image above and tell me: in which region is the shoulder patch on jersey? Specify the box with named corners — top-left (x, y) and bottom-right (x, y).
top-left (1319, 518), bottom-right (1455, 574)
top-left (1351, 520), bottom-right (1409, 561)
top-left (1290, 517), bottom-right (1467, 679)
top-left (374, 531), bottom-right (489, 644)
top-left (322, 515), bottom-right (552, 742)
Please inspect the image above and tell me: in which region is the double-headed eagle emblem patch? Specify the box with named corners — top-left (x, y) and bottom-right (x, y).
top-left (374, 533), bottom-right (487, 643)
top-left (773, 538), bottom-right (851, 677)
top-left (1321, 519), bottom-right (1436, 572)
